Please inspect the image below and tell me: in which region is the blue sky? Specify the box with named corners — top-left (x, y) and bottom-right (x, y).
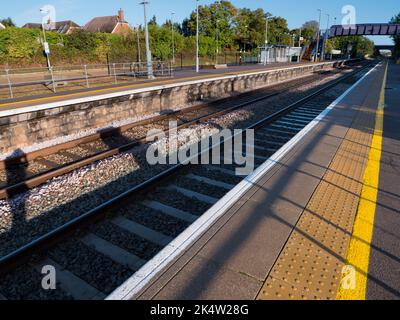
top-left (1, 0), bottom-right (398, 44)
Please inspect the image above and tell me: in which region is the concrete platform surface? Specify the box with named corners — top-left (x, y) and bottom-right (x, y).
top-left (128, 60), bottom-right (399, 300)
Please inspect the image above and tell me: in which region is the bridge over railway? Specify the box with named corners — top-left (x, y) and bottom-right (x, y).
top-left (329, 23), bottom-right (400, 37)
top-left (374, 45), bottom-right (396, 56)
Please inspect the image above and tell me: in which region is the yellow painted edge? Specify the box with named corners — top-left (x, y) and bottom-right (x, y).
top-left (336, 62), bottom-right (388, 300)
top-left (0, 64), bottom-right (307, 109)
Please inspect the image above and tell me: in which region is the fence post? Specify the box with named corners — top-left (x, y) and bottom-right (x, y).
top-left (181, 53), bottom-right (183, 70)
top-left (131, 63), bottom-right (136, 80)
top-left (5, 69), bottom-right (13, 99)
top-left (170, 62), bottom-right (173, 78)
top-left (49, 67), bottom-right (57, 93)
top-left (84, 65), bottom-right (89, 88)
top-left (113, 63), bottom-right (117, 84)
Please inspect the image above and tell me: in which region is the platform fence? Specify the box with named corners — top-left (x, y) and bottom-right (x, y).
top-left (0, 61), bottom-right (174, 100)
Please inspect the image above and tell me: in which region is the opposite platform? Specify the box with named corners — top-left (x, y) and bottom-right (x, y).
top-left (0, 61), bottom-right (344, 116)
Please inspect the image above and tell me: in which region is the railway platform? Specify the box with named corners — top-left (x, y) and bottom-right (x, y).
top-left (0, 61), bottom-right (335, 114)
top-left (110, 60), bottom-right (399, 300)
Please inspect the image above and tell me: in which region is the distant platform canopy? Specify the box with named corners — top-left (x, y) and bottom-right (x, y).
top-left (329, 24), bottom-right (400, 38)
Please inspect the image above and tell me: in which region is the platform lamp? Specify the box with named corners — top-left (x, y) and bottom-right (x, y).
top-left (139, 1), bottom-right (154, 78)
top-left (40, 8), bottom-right (52, 69)
top-left (171, 12), bottom-right (176, 65)
top-left (315, 9), bottom-right (322, 62)
top-left (196, 0), bottom-right (200, 73)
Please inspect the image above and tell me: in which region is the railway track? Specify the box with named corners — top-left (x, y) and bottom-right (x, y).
top-left (0, 61), bottom-right (375, 300)
top-left (0, 62), bottom-right (362, 199)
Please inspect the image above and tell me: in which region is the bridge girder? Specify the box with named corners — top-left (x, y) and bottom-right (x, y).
top-left (329, 24), bottom-right (400, 38)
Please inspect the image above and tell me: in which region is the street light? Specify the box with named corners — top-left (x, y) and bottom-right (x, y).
top-left (315, 9), bottom-right (322, 62)
top-left (196, 0), bottom-right (200, 73)
top-left (139, 1), bottom-right (154, 78)
top-left (321, 13), bottom-right (330, 61)
top-left (136, 24), bottom-right (141, 64)
top-left (265, 14), bottom-right (272, 46)
top-left (171, 12), bottom-right (175, 65)
top-left (264, 14), bottom-right (274, 66)
top-left (40, 8), bottom-right (52, 69)
top-left (215, 0), bottom-right (221, 65)
top-left (216, 19), bottom-right (219, 64)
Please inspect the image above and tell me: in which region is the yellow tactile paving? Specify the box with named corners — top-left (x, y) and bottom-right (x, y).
top-left (336, 64), bottom-right (387, 300)
top-left (257, 65), bottom-right (386, 300)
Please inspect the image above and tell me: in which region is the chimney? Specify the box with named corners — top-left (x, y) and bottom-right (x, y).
top-left (118, 9), bottom-right (125, 22)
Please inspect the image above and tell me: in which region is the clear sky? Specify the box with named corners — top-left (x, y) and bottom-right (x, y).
top-left (1, 0), bottom-right (398, 45)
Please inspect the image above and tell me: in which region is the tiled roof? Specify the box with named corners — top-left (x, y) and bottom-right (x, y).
top-left (22, 21), bottom-right (80, 34)
top-left (84, 15), bottom-right (128, 33)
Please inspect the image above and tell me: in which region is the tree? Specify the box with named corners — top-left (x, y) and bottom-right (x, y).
top-left (0, 17), bottom-right (16, 27)
top-left (149, 15), bottom-right (157, 26)
top-left (332, 36), bottom-right (374, 58)
top-left (302, 20), bottom-right (319, 34)
top-left (390, 12), bottom-right (400, 58)
top-left (234, 8), bottom-right (271, 51)
top-left (185, 0), bottom-right (238, 50)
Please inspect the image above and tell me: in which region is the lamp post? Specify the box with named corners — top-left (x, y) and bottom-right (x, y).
top-left (136, 25), bottom-right (141, 64)
top-left (171, 12), bottom-right (175, 65)
top-left (40, 8), bottom-right (51, 69)
top-left (322, 13), bottom-right (330, 61)
top-left (265, 14), bottom-right (272, 47)
top-left (264, 14), bottom-right (274, 65)
top-left (216, 19), bottom-right (220, 65)
top-left (264, 15), bottom-right (269, 66)
top-left (315, 9), bottom-right (322, 62)
top-left (196, 0), bottom-right (200, 73)
top-left (139, 1), bottom-right (154, 78)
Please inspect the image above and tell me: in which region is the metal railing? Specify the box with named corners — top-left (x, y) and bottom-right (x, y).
top-left (0, 61), bottom-right (174, 100)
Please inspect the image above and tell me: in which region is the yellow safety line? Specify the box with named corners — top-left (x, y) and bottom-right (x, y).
top-left (336, 62), bottom-right (387, 300)
top-left (0, 64), bottom-right (302, 109)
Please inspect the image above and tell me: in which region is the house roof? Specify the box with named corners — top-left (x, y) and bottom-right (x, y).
top-left (22, 21), bottom-right (80, 34)
top-left (84, 15), bottom-right (128, 33)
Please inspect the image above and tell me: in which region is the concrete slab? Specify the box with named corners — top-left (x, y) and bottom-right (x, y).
top-left (152, 256), bottom-right (262, 300)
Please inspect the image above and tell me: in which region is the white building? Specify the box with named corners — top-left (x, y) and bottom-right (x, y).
top-left (0, 23), bottom-right (6, 30)
top-left (259, 45), bottom-right (302, 64)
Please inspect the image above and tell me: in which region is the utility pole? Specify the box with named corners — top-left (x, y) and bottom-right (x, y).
top-left (315, 9), bottom-right (322, 62)
top-left (171, 12), bottom-right (175, 65)
top-left (140, 1), bottom-right (154, 78)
